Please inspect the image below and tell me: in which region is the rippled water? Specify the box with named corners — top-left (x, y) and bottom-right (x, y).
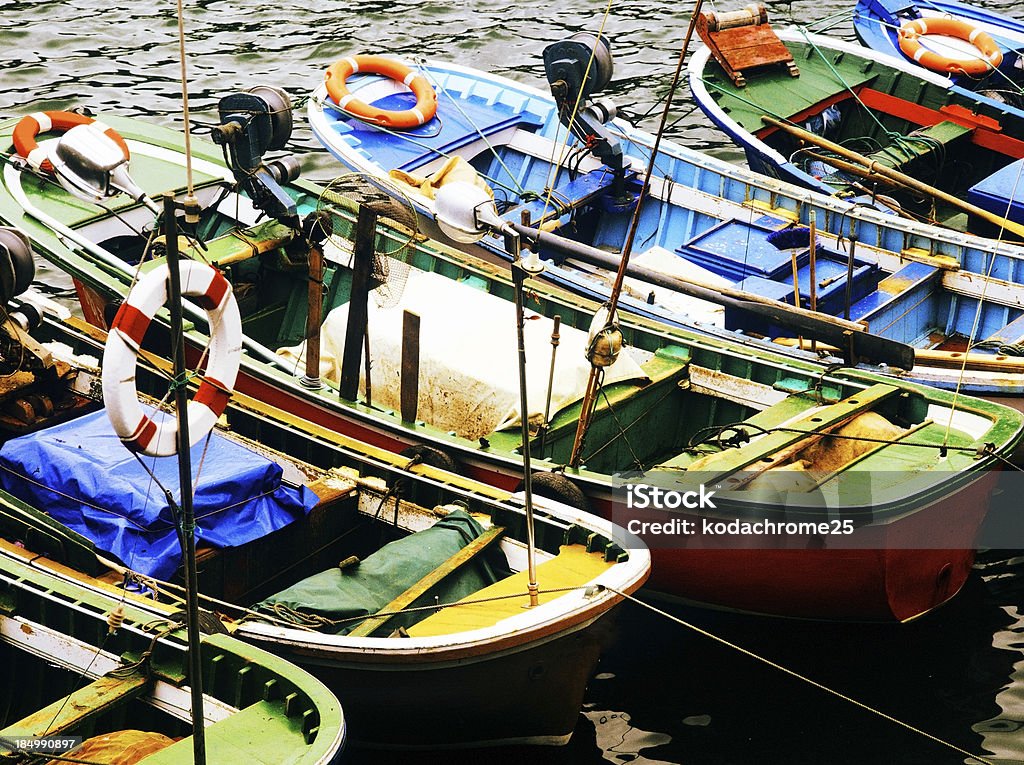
top-left (3, 0), bottom-right (1024, 763)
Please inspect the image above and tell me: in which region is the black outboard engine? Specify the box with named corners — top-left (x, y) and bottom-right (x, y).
top-left (543, 33), bottom-right (630, 205)
top-left (0, 228), bottom-right (53, 376)
top-left (212, 86), bottom-right (302, 226)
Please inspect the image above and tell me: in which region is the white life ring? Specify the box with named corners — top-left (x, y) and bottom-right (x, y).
top-left (102, 260), bottom-right (242, 456)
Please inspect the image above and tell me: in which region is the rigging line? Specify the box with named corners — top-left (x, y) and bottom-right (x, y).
top-left (763, 425), bottom-right (987, 453)
top-left (412, 63), bottom-right (527, 196)
top-left (585, 381), bottom-right (681, 466)
top-left (792, 26), bottom-right (902, 141)
top-left (943, 156), bottom-right (1024, 446)
top-left (569, 0), bottom-right (705, 468)
top-left (608, 0), bottom-right (704, 309)
top-left (175, 0), bottom-right (195, 198)
top-left (807, 9), bottom-right (854, 33)
top-left (39, 632), bottom-right (113, 740)
top-left (268, 584), bottom-right (597, 631)
top-left (600, 587), bottom-right (997, 765)
top-left (538, 0), bottom-right (616, 227)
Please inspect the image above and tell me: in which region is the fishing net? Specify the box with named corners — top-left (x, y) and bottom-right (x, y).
top-left (315, 173), bottom-right (419, 309)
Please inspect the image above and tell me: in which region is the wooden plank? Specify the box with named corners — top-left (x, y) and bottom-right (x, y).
top-left (1, 672), bottom-right (149, 739)
top-left (340, 206), bottom-right (377, 401)
top-left (408, 543), bottom-right (614, 636)
top-left (688, 383), bottom-right (901, 484)
top-left (400, 310), bottom-right (420, 423)
top-left (348, 525), bottom-right (506, 637)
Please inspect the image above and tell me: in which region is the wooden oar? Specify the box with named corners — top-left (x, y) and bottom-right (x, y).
top-left (508, 221), bottom-right (916, 370)
top-left (762, 114), bottom-right (1024, 240)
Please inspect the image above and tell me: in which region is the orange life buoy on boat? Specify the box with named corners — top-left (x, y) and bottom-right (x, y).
top-left (102, 260), bottom-right (242, 457)
top-left (12, 111), bottom-right (130, 174)
top-left (324, 55), bottom-right (438, 130)
top-left (897, 18), bottom-right (1003, 76)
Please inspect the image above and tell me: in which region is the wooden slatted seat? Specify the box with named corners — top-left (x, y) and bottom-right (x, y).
top-left (0, 672), bottom-right (149, 739)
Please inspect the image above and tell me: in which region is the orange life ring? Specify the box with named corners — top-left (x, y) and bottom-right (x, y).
top-left (102, 260), bottom-right (242, 457)
top-left (324, 55), bottom-right (437, 130)
top-left (897, 18), bottom-right (1003, 76)
top-left (13, 111), bottom-right (130, 174)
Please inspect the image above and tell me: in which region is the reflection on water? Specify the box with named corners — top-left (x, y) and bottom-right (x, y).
top-left (974, 608), bottom-right (1024, 764)
top-left (3, 0), bottom-right (1024, 762)
top-left (584, 706), bottom-right (676, 765)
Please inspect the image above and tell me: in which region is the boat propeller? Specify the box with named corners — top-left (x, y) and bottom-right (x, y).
top-left (50, 124), bottom-right (158, 213)
top-left (212, 85), bottom-right (301, 226)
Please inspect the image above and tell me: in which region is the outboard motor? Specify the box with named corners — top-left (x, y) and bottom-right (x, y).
top-left (543, 33), bottom-right (630, 206)
top-left (50, 124), bottom-right (157, 213)
top-left (212, 85), bottom-right (301, 226)
top-left (0, 228), bottom-right (54, 375)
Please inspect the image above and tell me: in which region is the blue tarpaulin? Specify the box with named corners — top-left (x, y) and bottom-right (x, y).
top-left (0, 408), bottom-right (317, 580)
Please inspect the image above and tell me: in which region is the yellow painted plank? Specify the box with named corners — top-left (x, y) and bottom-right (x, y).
top-left (406, 544), bottom-right (614, 637)
top-left (348, 525), bottom-right (506, 637)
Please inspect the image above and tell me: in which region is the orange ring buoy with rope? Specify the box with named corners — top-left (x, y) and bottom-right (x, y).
top-left (13, 111), bottom-right (131, 174)
top-left (324, 55), bottom-right (437, 130)
top-left (102, 260), bottom-right (242, 457)
top-left (897, 18), bottom-right (1003, 76)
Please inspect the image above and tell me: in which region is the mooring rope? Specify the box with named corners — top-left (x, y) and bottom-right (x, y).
top-left (601, 586), bottom-right (998, 765)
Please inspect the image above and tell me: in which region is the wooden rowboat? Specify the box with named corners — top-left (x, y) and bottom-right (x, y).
top-left (307, 43), bottom-right (1024, 399)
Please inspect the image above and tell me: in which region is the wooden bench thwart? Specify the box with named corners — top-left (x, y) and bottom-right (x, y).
top-left (347, 524), bottom-right (507, 637)
top-left (0, 672), bottom-right (149, 740)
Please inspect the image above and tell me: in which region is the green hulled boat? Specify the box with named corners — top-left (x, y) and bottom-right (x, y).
top-left (0, 509), bottom-right (346, 765)
top-left (0, 99), bottom-right (1019, 624)
top-left (0, 247), bottom-right (647, 749)
top-left (689, 18), bottom-right (1024, 238)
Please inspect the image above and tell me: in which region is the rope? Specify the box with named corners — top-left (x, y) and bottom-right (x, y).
top-left (601, 587), bottom-right (997, 764)
top-left (257, 584), bottom-right (595, 631)
top-left (943, 152), bottom-right (1024, 445)
top-left (584, 382), bottom-right (683, 467)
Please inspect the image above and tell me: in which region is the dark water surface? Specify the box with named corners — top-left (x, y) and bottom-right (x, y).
top-left (3, 0), bottom-right (1024, 762)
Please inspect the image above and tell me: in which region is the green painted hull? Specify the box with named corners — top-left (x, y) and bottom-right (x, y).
top-left (0, 112), bottom-right (1020, 622)
top-left (0, 537), bottom-right (346, 764)
top-left (690, 29), bottom-right (1024, 235)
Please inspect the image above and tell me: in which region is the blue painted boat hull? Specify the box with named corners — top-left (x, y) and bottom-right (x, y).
top-left (309, 54), bottom-right (1024, 399)
top-left (853, 0), bottom-right (1024, 94)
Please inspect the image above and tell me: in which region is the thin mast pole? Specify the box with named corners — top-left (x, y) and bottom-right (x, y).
top-left (569, 0), bottom-right (706, 467)
top-left (513, 257), bottom-right (541, 607)
top-left (163, 193), bottom-right (207, 765)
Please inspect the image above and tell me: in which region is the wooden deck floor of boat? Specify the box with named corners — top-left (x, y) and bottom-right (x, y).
top-left (406, 543), bottom-right (614, 637)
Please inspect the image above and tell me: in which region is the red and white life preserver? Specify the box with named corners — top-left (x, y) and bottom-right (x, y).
top-left (12, 111), bottom-right (131, 174)
top-left (897, 18), bottom-right (1003, 76)
top-left (102, 260), bottom-right (242, 457)
top-left (324, 55), bottom-right (437, 130)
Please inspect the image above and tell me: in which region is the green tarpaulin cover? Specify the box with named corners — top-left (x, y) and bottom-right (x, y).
top-left (255, 508), bottom-right (509, 635)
